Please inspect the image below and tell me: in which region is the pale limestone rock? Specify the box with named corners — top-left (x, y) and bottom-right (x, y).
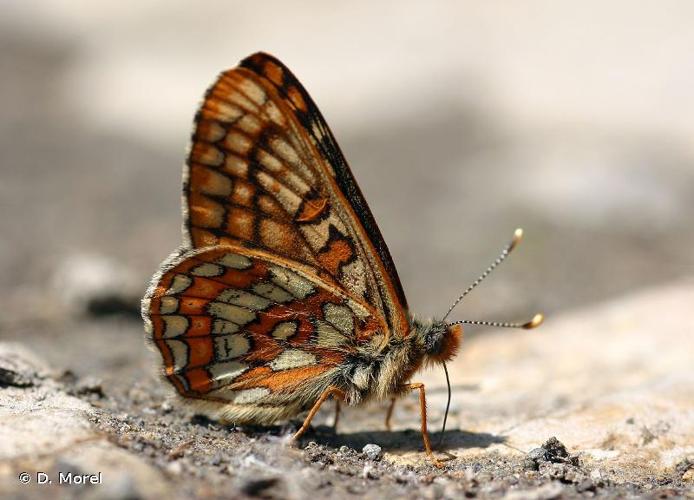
top-left (378, 282), bottom-right (694, 481)
top-left (0, 344), bottom-right (171, 498)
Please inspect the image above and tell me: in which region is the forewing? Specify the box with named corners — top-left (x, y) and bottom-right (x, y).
top-left (185, 52), bottom-right (409, 335)
top-left (143, 245), bottom-right (383, 408)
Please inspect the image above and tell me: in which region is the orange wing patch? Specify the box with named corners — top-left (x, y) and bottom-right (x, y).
top-left (295, 197), bottom-right (328, 223)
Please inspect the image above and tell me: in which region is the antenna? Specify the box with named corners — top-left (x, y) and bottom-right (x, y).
top-left (447, 313), bottom-right (544, 330)
top-left (441, 228), bottom-right (524, 321)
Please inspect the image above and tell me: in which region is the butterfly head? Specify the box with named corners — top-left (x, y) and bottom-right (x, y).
top-left (412, 318), bottom-right (463, 365)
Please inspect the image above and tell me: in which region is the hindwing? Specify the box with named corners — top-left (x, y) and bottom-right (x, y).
top-left (144, 245), bottom-right (386, 411)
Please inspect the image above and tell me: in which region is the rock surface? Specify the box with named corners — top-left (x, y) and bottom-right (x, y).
top-left (0, 344), bottom-right (173, 499)
top-left (397, 280), bottom-right (694, 483)
top-left (1, 282), bottom-right (692, 498)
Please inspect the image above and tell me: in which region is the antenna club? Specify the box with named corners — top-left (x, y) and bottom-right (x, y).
top-left (508, 228), bottom-right (524, 252)
top-left (523, 313), bottom-right (544, 329)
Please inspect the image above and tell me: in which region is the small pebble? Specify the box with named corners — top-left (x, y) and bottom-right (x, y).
top-left (166, 461), bottom-right (183, 475)
top-left (362, 443), bottom-right (383, 461)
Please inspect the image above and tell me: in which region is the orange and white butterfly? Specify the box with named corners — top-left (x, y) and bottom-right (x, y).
top-left (142, 53), bottom-right (542, 465)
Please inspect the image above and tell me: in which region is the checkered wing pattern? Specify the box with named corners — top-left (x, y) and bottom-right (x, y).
top-left (145, 245), bottom-right (385, 422)
top-left (143, 53), bottom-right (410, 418)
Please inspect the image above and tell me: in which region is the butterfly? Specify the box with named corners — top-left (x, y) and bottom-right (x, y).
top-left (142, 52), bottom-right (543, 466)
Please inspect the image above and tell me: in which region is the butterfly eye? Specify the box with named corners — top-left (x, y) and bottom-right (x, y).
top-left (423, 325), bottom-right (446, 355)
top-left (425, 323), bottom-right (461, 363)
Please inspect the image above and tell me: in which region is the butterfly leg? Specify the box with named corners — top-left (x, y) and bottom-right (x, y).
top-left (332, 399), bottom-right (341, 433)
top-left (384, 397), bottom-right (397, 431)
top-left (404, 382), bottom-right (448, 468)
top-left (292, 386), bottom-right (346, 442)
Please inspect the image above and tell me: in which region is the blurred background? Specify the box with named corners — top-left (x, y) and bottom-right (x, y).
top-left (2, 1), bottom-right (693, 381)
